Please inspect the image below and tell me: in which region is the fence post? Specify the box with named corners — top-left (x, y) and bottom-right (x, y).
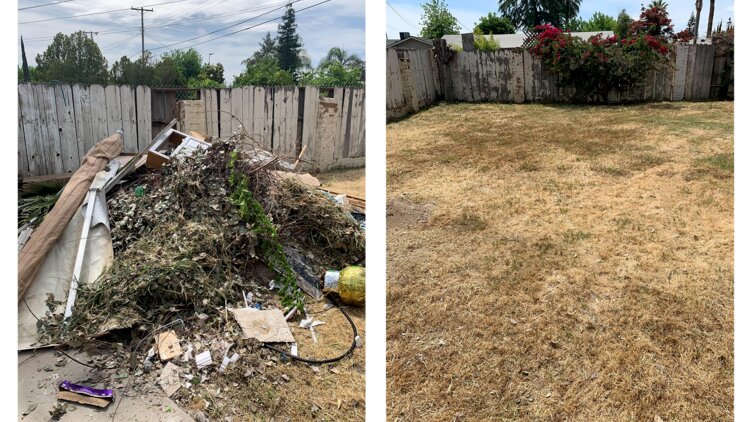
top-left (461, 33), bottom-right (475, 52)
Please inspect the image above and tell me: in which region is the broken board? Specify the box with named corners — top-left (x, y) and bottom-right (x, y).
top-left (155, 330), bottom-right (183, 361)
top-left (230, 308), bottom-right (296, 343)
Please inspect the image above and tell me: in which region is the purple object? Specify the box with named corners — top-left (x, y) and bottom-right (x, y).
top-left (59, 380), bottom-right (114, 400)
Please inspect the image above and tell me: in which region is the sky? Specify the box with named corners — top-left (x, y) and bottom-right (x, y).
top-left (18, 0), bottom-right (365, 82)
top-left (386, 0), bottom-right (735, 39)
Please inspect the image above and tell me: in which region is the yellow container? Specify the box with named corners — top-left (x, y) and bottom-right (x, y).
top-left (324, 266), bottom-right (365, 306)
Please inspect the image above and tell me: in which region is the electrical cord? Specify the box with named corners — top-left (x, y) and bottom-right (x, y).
top-left (263, 298), bottom-right (359, 364)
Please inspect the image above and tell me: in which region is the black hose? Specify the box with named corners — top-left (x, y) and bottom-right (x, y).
top-left (262, 300), bottom-right (359, 364)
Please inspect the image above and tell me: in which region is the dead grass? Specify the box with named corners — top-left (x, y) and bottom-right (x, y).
top-left (387, 102), bottom-right (733, 421)
top-left (316, 167), bottom-right (366, 198)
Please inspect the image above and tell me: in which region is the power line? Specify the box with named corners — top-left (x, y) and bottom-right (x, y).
top-left (100, 33), bottom-right (140, 50)
top-left (146, 0), bottom-right (305, 52)
top-left (19, 0), bottom-right (190, 24)
top-left (178, 0), bottom-right (332, 51)
top-left (18, 0), bottom-right (74, 11)
top-left (386, 1), bottom-right (419, 30)
top-left (132, 6), bottom-right (155, 61)
top-left (21, 1), bottom-right (292, 42)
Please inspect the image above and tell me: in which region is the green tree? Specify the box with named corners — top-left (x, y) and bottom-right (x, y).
top-left (615, 9), bottom-right (632, 39)
top-left (419, 0), bottom-right (460, 39)
top-left (164, 48), bottom-right (202, 81)
top-left (687, 12), bottom-right (696, 35)
top-left (648, 0), bottom-right (668, 8)
top-left (474, 12), bottom-right (515, 34)
top-left (35, 31), bottom-right (108, 84)
top-left (582, 12), bottom-right (616, 31)
top-left (18, 66), bottom-right (39, 83)
top-left (110, 55), bottom-right (154, 85)
top-left (300, 47), bottom-right (364, 86)
top-left (234, 56), bottom-right (294, 86)
top-left (473, 27), bottom-right (501, 50)
top-left (243, 32), bottom-right (278, 66)
top-left (153, 56), bottom-right (185, 86)
top-left (188, 63), bottom-right (225, 88)
top-left (499, 0), bottom-right (582, 29)
top-left (277, 5), bottom-right (303, 78)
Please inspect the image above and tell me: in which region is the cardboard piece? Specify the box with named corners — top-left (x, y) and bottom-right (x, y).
top-left (155, 330), bottom-right (183, 361)
top-left (158, 362), bottom-right (182, 397)
top-left (56, 391), bottom-right (111, 408)
top-left (230, 308), bottom-right (296, 343)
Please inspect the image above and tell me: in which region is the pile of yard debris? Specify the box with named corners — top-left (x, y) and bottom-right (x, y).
top-left (18, 126), bottom-right (365, 420)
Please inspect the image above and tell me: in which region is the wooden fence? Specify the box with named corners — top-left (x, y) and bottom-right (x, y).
top-left (18, 84), bottom-right (365, 177)
top-left (18, 83), bottom-right (151, 176)
top-left (386, 43), bottom-right (732, 119)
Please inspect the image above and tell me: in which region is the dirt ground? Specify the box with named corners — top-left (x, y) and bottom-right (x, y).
top-left (316, 168), bottom-right (366, 199)
top-left (386, 102), bottom-right (733, 421)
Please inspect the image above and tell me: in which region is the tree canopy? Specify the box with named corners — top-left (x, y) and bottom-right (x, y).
top-left (35, 31), bottom-right (108, 84)
top-left (419, 0), bottom-right (461, 39)
top-left (277, 5), bottom-right (303, 79)
top-left (300, 47), bottom-right (364, 86)
top-left (499, 0), bottom-right (582, 29)
top-left (615, 9), bottom-right (632, 39)
top-left (474, 12), bottom-right (515, 34)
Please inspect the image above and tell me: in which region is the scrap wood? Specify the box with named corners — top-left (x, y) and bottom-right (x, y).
top-left (103, 118), bottom-right (177, 193)
top-left (230, 308), bottom-right (296, 343)
top-left (156, 330), bottom-right (183, 361)
top-left (18, 130), bottom-right (123, 301)
top-left (158, 362), bottom-right (182, 397)
top-left (57, 391), bottom-right (110, 408)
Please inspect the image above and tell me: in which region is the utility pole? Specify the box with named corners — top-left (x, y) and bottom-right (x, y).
top-left (88, 31), bottom-right (98, 41)
top-left (131, 6), bottom-right (154, 61)
top-left (209, 53), bottom-right (214, 64)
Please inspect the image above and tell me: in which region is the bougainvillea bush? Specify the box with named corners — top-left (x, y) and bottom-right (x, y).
top-left (529, 24), bottom-right (670, 102)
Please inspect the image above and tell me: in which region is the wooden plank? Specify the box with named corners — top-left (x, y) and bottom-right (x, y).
top-left (684, 44), bottom-right (697, 100)
top-left (104, 85), bottom-right (123, 138)
top-left (228, 87), bottom-right (243, 135)
top-left (336, 88), bottom-right (351, 159)
top-left (53, 84), bottom-right (79, 172)
top-left (700, 45), bottom-right (716, 99)
top-left (254, 87), bottom-right (270, 148)
top-left (290, 86), bottom-right (300, 156)
top-left (272, 86), bottom-right (283, 153)
top-left (72, 84), bottom-right (94, 158)
top-left (39, 84), bottom-right (64, 174)
top-left (243, 86), bottom-right (254, 137)
top-left (219, 88), bottom-right (232, 137)
top-left (511, 50), bottom-right (525, 103)
top-left (18, 84), bottom-right (45, 176)
top-left (347, 88), bottom-right (365, 158)
top-left (119, 86), bottom-right (138, 153)
top-left (202, 89), bottom-right (218, 137)
top-left (135, 85), bottom-right (152, 150)
top-left (673, 44), bottom-right (688, 101)
top-left (300, 86), bottom-right (319, 166)
top-left (89, 84), bottom-right (108, 143)
top-left (18, 96), bottom-right (30, 177)
top-left (354, 89), bottom-right (366, 157)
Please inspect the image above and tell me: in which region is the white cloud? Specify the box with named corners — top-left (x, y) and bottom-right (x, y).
top-left (19, 0), bottom-right (365, 81)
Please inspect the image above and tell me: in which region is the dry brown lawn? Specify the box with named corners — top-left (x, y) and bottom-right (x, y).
top-left (316, 167), bottom-right (366, 199)
top-left (386, 102), bottom-right (733, 421)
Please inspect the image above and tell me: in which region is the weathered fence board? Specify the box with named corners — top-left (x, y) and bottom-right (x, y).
top-left (135, 85), bottom-right (151, 150)
top-left (387, 43), bottom-right (729, 119)
top-left (219, 88), bottom-right (232, 137)
top-left (120, 86), bottom-right (138, 153)
top-left (52, 84), bottom-right (79, 172)
top-left (18, 83), bottom-right (153, 175)
top-left (20, 83), bottom-right (365, 176)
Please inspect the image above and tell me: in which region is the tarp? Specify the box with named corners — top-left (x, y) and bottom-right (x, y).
top-left (18, 165), bottom-right (119, 350)
top-left (18, 131), bottom-right (122, 301)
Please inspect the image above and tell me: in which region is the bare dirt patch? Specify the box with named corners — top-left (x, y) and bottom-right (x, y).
top-left (387, 102), bottom-right (733, 421)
